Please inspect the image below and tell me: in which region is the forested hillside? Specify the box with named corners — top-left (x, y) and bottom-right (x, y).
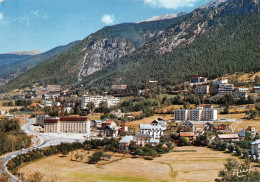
top-left (0, 0), bottom-right (259, 92)
top-left (0, 41), bottom-right (80, 86)
top-left (0, 119), bottom-right (31, 155)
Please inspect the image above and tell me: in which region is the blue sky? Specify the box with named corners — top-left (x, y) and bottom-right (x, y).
top-left (0, 0), bottom-right (209, 53)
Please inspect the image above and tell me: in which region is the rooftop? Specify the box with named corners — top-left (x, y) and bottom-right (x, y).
top-left (217, 134), bottom-right (239, 139)
top-left (119, 136), bottom-right (134, 144)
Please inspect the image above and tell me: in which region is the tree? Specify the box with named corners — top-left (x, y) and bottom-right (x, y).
top-left (228, 144), bottom-right (235, 153)
top-left (245, 131), bottom-right (253, 141)
top-left (178, 137), bottom-right (189, 146)
top-left (236, 147), bottom-right (242, 156)
top-left (221, 142), bottom-right (228, 151)
top-left (217, 158), bottom-right (260, 182)
top-left (87, 102), bottom-right (95, 113)
top-left (184, 102), bottom-right (191, 110)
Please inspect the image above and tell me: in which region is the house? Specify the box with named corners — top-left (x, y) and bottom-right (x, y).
top-left (134, 134), bottom-right (152, 147)
top-left (151, 118), bottom-right (167, 129)
top-left (101, 125), bottom-right (119, 137)
top-left (217, 124), bottom-right (227, 131)
top-left (214, 134), bottom-right (239, 143)
top-left (139, 124), bottom-right (165, 139)
top-left (119, 136), bottom-right (134, 151)
top-left (237, 128), bottom-right (246, 139)
top-left (181, 120), bottom-right (194, 132)
top-left (250, 139), bottom-right (260, 156)
top-left (246, 126), bottom-right (256, 137)
top-left (203, 122), bottom-right (215, 131)
top-left (179, 132), bottom-right (195, 141)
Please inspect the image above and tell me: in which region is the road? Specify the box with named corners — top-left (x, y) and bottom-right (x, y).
top-left (1, 117), bottom-right (86, 182)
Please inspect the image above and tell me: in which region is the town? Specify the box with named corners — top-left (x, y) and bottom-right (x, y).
top-left (0, 72), bottom-right (260, 181)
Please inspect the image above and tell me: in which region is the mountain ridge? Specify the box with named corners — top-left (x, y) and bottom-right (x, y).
top-left (0, 0), bottom-right (259, 92)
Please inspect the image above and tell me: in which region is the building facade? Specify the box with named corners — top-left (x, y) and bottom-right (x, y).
top-left (195, 85), bottom-right (210, 95)
top-left (174, 109), bottom-right (217, 122)
top-left (43, 117), bottom-right (90, 135)
top-left (36, 115), bottom-right (49, 126)
top-left (139, 124), bottom-right (165, 139)
top-left (218, 84), bottom-right (234, 96)
top-left (81, 95), bottom-right (120, 109)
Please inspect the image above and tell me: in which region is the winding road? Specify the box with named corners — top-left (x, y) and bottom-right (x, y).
top-left (1, 117), bottom-right (85, 182)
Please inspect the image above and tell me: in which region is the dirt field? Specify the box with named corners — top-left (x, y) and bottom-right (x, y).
top-left (19, 146), bottom-right (247, 182)
top-left (218, 113), bottom-right (260, 132)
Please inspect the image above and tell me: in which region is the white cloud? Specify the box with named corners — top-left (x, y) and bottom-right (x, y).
top-left (0, 13), bottom-right (3, 20)
top-left (0, 0), bottom-right (4, 4)
top-left (101, 14), bottom-right (115, 25)
top-left (144, 0), bottom-right (198, 9)
top-left (31, 9), bottom-right (39, 17)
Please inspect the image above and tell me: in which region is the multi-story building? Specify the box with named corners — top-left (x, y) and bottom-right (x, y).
top-left (59, 117), bottom-right (90, 133)
top-left (81, 95), bottom-right (120, 109)
top-left (237, 88), bottom-right (249, 98)
top-left (44, 118), bottom-right (59, 133)
top-left (190, 77), bottom-right (207, 84)
top-left (36, 115), bottom-right (49, 126)
top-left (195, 85), bottom-right (210, 95)
top-left (139, 124), bottom-right (165, 139)
top-left (218, 84), bottom-right (234, 96)
top-left (174, 109), bottom-right (217, 122)
top-left (110, 85), bottom-right (127, 90)
top-left (43, 117), bottom-right (90, 135)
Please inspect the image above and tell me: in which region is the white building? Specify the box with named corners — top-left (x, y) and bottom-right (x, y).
top-left (213, 79), bottom-right (228, 85)
top-left (174, 109), bottom-right (217, 122)
top-left (195, 85), bottom-right (210, 95)
top-left (139, 124), bottom-right (165, 139)
top-left (81, 95), bottom-right (120, 109)
top-left (251, 139), bottom-right (260, 156)
top-left (36, 115), bottom-right (49, 126)
top-left (237, 88), bottom-right (249, 98)
top-left (218, 84), bottom-right (234, 96)
top-left (44, 117), bottom-right (90, 136)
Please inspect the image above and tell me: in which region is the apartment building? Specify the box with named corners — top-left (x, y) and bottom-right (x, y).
top-left (174, 109), bottom-right (217, 122)
top-left (213, 79), bottom-right (228, 85)
top-left (81, 95), bottom-right (120, 109)
top-left (43, 117), bottom-right (90, 135)
top-left (36, 115), bottom-right (49, 126)
top-left (195, 85), bottom-right (210, 94)
top-left (44, 118), bottom-right (59, 133)
top-left (218, 84), bottom-right (234, 96)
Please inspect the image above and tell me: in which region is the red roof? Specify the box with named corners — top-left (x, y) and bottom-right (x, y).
top-left (180, 132), bottom-right (194, 137)
top-left (60, 117), bottom-right (88, 121)
top-left (122, 123), bottom-right (127, 127)
top-left (44, 119), bottom-right (59, 123)
top-left (29, 103), bottom-right (40, 107)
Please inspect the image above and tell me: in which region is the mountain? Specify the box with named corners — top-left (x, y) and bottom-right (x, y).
top-left (6, 50), bottom-right (42, 56)
top-left (1, 0), bottom-right (260, 92)
top-left (139, 12), bottom-right (187, 23)
top-left (0, 41), bottom-right (80, 86)
top-left (0, 16), bottom-right (184, 91)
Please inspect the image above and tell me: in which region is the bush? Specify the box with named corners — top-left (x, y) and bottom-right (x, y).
top-left (228, 144), bottom-right (235, 153)
top-left (178, 137), bottom-right (189, 146)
